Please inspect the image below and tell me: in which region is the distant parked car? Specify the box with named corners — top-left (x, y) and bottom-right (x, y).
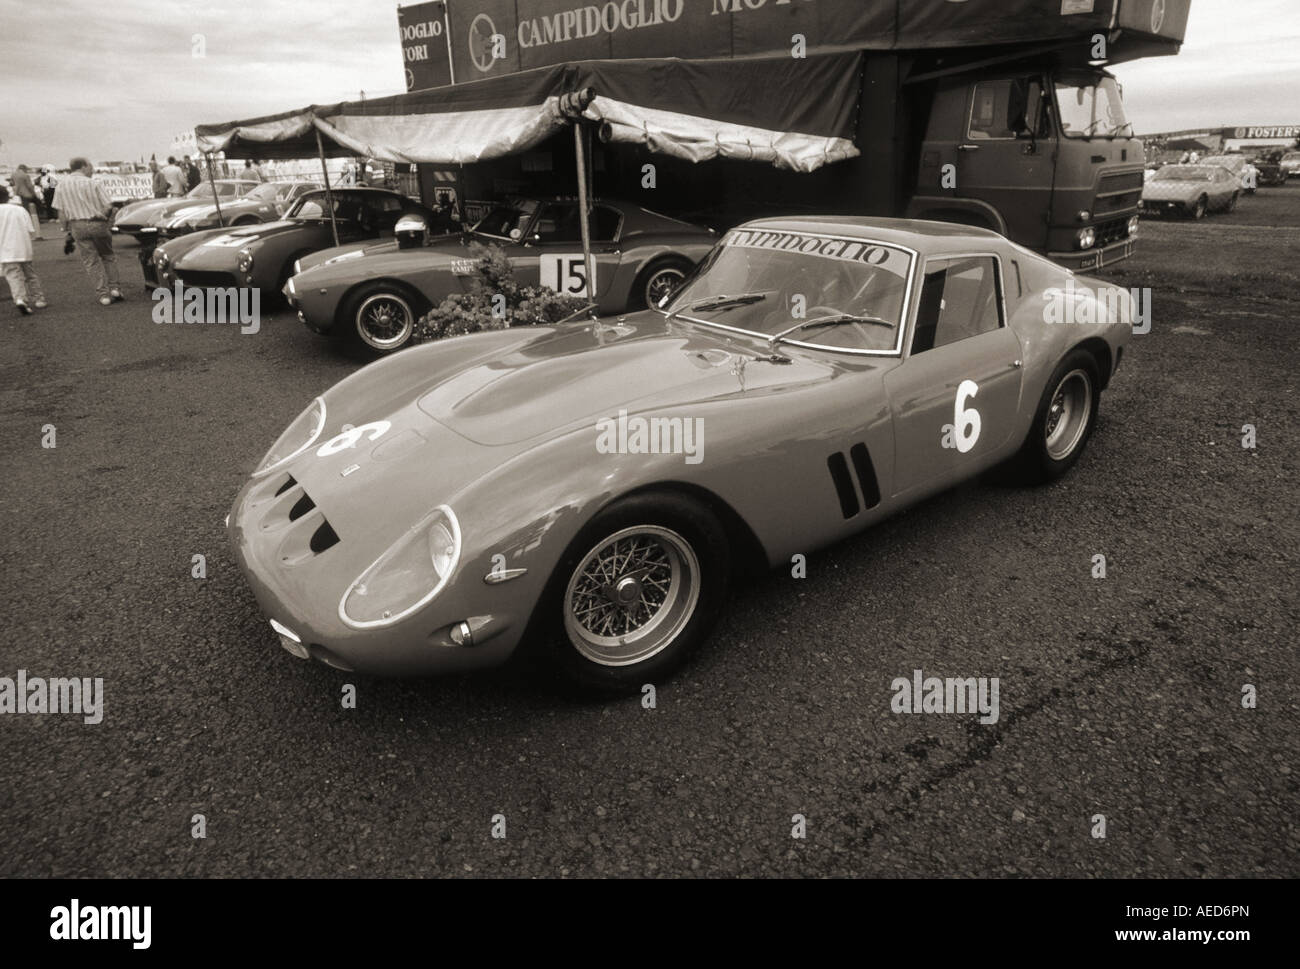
top-left (1250, 150), bottom-right (1288, 187)
top-left (112, 180), bottom-right (259, 242)
top-left (1280, 151), bottom-right (1300, 178)
top-left (148, 188), bottom-right (439, 298)
top-left (1140, 165), bottom-right (1239, 219)
top-left (158, 180), bottom-right (322, 237)
top-left (1198, 154), bottom-right (1258, 194)
top-left (287, 196), bottom-right (717, 353)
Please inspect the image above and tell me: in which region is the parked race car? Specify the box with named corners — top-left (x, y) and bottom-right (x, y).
top-left (148, 188), bottom-right (440, 296)
top-left (1249, 149), bottom-right (1289, 187)
top-left (112, 179), bottom-right (259, 242)
top-left (1280, 151), bottom-right (1300, 178)
top-left (1198, 154), bottom-right (1258, 194)
top-left (285, 196), bottom-right (717, 353)
top-left (229, 217), bottom-right (1133, 691)
top-left (158, 180), bottom-right (321, 236)
top-left (1139, 164), bottom-right (1239, 218)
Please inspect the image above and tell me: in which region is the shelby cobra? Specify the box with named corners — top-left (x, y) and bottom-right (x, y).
top-left (1140, 164), bottom-right (1240, 219)
top-left (112, 179), bottom-right (259, 242)
top-left (148, 188), bottom-right (442, 296)
top-left (285, 196), bottom-right (717, 353)
top-left (229, 217), bottom-right (1132, 692)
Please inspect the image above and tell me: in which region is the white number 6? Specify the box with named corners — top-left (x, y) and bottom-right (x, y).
top-left (952, 379), bottom-right (981, 453)
top-left (317, 420), bottom-right (391, 457)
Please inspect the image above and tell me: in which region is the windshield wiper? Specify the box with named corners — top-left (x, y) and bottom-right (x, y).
top-left (768, 313), bottom-right (895, 349)
top-left (669, 292), bottom-right (767, 319)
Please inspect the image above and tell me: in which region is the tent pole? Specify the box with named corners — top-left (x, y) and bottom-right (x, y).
top-left (316, 127), bottom-right (340, 247)
top-left (205, 152), bottom-right (225, 228)
top-left (573, 121), bottom-right (596, 306)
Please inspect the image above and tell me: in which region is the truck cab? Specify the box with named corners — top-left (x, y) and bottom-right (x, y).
top-left (908, 66), bottom-right (1144, 272)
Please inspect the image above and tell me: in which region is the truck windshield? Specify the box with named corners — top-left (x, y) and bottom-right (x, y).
top-left (1055, 74), bottom-right (1132, 139)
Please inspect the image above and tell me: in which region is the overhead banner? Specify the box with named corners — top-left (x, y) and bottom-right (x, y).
top-left (428, 0), bottom-right (1189, 83)
top-left (398, 1), bottom-right (455, 91)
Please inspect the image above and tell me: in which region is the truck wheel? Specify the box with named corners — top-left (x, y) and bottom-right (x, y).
top-left (541, 492), bottom-right (729, 693)
top-left (630, 258), bottom-right (693, 311)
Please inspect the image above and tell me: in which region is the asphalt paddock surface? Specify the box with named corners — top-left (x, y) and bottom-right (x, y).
top-left (1, 190), bottom-right (1297, 878)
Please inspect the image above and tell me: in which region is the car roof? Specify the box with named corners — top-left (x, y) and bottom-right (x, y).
top-left (735, 215), bottom-right (1006, 249)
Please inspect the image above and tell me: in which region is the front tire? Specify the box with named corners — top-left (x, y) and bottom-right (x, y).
top-left (1189, 196), bottom-right (1208, 219)
top-left (1011, 350), bottom-right (1100, 484)
top-left (541, 493), bottom-right (729, 693)
top-left (342, 282), bottom-right (428, 354)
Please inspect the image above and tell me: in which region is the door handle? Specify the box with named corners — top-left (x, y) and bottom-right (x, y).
top-left (957, 143), bottom-right (981, 152)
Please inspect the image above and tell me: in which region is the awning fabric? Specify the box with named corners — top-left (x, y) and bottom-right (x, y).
top-left (194, 52), bottom-right (862, 173)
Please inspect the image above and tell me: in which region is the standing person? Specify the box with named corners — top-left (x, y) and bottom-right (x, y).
top-left (182, 155), bottom-right (201, 192)
top-left (160, 156), bottom-right (185, 197)
top-left (150, 160), bottom-right (167, 198)
top-left (39, 168), bottom-right (58, 219)
top-left (242, 159), bottom-right (263, 182)
top-left (0, 185), bottom-right (48, 314)
top-left (52, 157), bottom-right (123, 307)
top-left (255, 158), bottom-right (270, 182)
top-left (12, 165), bottom-right (44, 239)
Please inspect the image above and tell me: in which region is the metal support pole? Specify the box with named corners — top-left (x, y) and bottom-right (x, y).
top-left (316, 127), bottom-right (340, 248)
top-left (573, 121), bottom-right (596, 304)
top-left (204, 152), bottom-right (225, 227)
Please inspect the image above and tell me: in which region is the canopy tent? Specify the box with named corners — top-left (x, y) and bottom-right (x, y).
top-left (194, 52), bottom-right (864, 174)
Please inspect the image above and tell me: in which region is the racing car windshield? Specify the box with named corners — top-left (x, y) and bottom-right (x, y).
top-left (660, 230), bottom-right (914, 354)
top-left (1153, 167), bottom-right (1214, 181)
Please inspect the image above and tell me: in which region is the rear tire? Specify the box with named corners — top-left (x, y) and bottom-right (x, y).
top-left (539, 492), bottom-right (729, 693)
top-left (1010, 350), bottom-right (1100, 484)
top-left (629, 258), bottom-right (693, 311)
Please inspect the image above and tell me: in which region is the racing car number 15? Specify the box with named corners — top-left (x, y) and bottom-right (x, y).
top-left (540, 254), bottom-right (596, 298)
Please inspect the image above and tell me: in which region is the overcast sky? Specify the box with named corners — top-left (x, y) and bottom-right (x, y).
top-left (1, 0), bottom-right (1296, 167)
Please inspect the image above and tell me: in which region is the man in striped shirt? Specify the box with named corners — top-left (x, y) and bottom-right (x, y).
top-left (52, 157), bottom-right (123, 306)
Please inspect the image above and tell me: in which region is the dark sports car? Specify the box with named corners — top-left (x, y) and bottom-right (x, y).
top-left (285, 197), bottom-right (717, 353)
top-left (229, 217), bottom-right (1133, 692)
top-left (112, 180), bottom-right (259, 242)
top-left (1139, 164), bottom-right (1239, 218)
top-left (157, 180), bottom-right (322, 236)
top-left (149, 188), bottom-right (441, 297)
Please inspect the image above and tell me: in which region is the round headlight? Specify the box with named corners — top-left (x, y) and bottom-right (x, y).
top-left (1076, 228), bottom-right (1096, 250)
top-left (236, 248), bottom-right (254, 273)
top-left (153, 248), bottom-right (170, 268)
top-left (252, 397), bottom-right (326, 477)
top-left (340, 506), bottom-right (461, 628)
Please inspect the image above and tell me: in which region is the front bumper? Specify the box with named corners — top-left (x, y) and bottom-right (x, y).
top-left (1049, 236), bottom-right (1136, 272)
top-left (228, 470), bottom-right (529, 677)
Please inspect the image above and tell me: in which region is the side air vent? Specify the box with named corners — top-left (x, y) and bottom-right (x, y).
top-left (849, 443), bottom-right (881, 510)
top-left (827, 452), bottom-right (860, 519)
top-left (275, 475), bottom-right (297, 497)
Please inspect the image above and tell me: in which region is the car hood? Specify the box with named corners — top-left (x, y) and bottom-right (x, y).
top-left (278, 315), bottom-right (838, 554)
top-left (115, 198), bottom-right (174, 224)
top-left (1142, 180), bottom-right (1205, 201)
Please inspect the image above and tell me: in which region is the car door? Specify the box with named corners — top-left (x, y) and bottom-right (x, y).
top-left (511, 201), bottom-right (622, 301)
top-left (884, 254), bottom-right (1024, 497)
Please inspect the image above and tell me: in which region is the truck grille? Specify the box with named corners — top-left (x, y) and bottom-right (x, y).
top-left (1094, 170), bottom-right (1144, 217)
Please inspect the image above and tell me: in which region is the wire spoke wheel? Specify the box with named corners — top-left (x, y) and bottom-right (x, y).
top-left (356, 293), bottom-right (414, 351)
top-left (563, 525), bottom-right (700, 667)
top-left (645, 266), bottom-right (686, 309)
top-left (1044, 368), bottom-right (1092, 461)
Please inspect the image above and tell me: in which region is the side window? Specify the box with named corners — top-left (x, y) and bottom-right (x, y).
top-left (532, 203), bottom-right (582, 243)
top-left (969, 78), bottom-right (1043, 140)
top-left (593, 206), bottom-right (622, 242)
top-left (911, 256), bottom-right (1003, 355)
